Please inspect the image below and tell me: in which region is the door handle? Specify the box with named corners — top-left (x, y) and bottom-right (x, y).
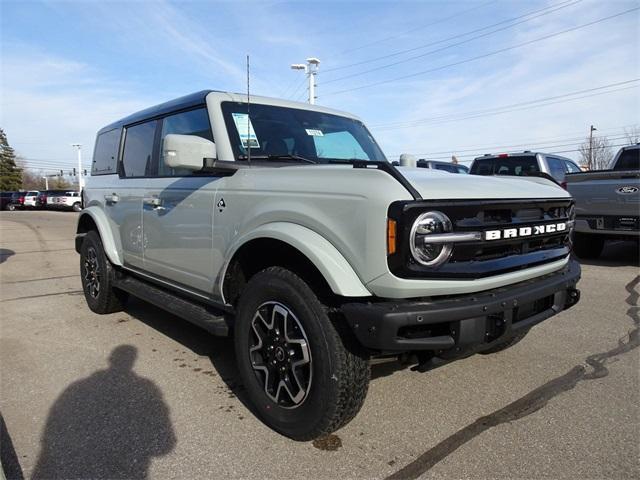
top-left (143, 197), bottom-right (164, 209)
top-left (104, 193), bottom-right (119, 204)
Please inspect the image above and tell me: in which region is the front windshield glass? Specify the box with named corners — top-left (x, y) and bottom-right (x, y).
top-left (221, 102), bottom-right (386, 163)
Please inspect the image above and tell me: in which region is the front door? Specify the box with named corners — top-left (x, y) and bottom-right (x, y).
top-left (141, 107), bottom-right (220, 294)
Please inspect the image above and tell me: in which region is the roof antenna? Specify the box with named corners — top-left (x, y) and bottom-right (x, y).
top-left (246, 54), bottom-right (251, 167)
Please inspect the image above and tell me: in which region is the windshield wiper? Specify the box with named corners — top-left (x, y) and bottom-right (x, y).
top-left (238, 154), bottom-right (317, 164)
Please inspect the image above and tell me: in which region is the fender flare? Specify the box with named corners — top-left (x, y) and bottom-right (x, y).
top-left (76, 207), bottom-right (123, 266)
top-left (220, 222), bottom-right (372, 299)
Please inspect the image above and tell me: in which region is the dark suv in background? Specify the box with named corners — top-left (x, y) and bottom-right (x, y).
top-left (470, 151), bottom-right (581, 186)
top-left (1, 191), bottom-right (15, 210)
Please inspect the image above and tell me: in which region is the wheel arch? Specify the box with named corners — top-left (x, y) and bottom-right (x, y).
top-left (220, 222), bottom-right (371, 305)
top-left (75, 207), bottom-right (123, 266)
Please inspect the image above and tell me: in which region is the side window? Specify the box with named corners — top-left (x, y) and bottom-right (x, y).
top-left (122, 120), bottom-right (158, 178)
top-left (546, 157), bottom-right (566, 181)
top-left (435, 163), bottom-right (457, 173)
top-left (564, 160), bottom-right (581, 173)
top-left (614, 149), bottom-right (640, 170)
top-left (472, 160), bottom-right (493, 175)
top-left (159, 108), bottom-right (212, 176)
top-left (92, 128), bottom-right (121, 175)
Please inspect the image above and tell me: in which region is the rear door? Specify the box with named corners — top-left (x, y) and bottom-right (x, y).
top-left (141, 107), bottom-right (220, 293)
top-left (111, 120), bottom-right (158, 270)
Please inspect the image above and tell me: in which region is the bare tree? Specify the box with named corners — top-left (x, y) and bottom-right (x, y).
top-left (578, 135), bottom-right (613, 170)
top-left (624, 126), bottom-right (640, 145)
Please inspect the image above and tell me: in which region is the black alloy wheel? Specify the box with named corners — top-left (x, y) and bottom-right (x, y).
top-left (249, 301), bottom-right (312, 408)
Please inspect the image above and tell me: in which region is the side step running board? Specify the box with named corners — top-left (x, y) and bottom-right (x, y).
top-left (115, 275), bottom-right (231, 336)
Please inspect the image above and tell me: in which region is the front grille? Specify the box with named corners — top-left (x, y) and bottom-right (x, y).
top-left (388, 198), bottom-right (573, 279)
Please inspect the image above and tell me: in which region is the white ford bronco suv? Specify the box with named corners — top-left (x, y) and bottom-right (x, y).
top-left (76, 90), bottom-right (581, 440)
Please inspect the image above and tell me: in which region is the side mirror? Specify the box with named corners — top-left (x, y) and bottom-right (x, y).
top-left (163, 134), bottom-right (217, 171)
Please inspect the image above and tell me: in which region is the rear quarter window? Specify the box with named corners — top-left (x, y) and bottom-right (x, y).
top-left (614, 149), bottom-right (640, 170)
top-left (92, 128), bottom-right (121, 175)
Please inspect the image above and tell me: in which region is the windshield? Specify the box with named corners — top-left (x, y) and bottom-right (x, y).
top-left (471, 156), bottom-right (539, 176)
top-left (221, 102), bottom-right (386, 163)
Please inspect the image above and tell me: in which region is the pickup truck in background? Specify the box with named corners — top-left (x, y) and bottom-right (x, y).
top-left (566, 144), bottom-right (639, 259)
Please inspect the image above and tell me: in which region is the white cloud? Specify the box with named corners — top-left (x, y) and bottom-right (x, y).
top-left (1, 50), bottom-right (153, 171)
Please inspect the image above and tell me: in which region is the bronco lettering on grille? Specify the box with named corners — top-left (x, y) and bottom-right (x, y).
top-left (484, 222), bottom-right (567, 241)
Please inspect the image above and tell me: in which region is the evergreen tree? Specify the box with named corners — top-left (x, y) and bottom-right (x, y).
top-left (0, 128), bottom-right (23, 191)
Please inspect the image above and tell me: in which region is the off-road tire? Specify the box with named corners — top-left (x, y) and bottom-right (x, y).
top-left (80, 230), bottom-right (128, 314)
top-left (479, 330), bottom-right (529, 355)
top-left (234, 267), bottom-right (370, 441)
top-left (572, 233), bottom-right (605, 259)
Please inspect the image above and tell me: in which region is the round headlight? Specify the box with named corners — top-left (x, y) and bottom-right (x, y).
top-left (410, 211), bottom-right (453, 267)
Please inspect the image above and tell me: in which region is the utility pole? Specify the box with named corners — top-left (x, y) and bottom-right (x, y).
top-left (291, 57), bottom-right (320, 104)
top-left (71, 143), bottom-right (83, 190)
top-left (588, 125), bottom-right (597, 170)
top-left (43, 176), bottom-right (48, 190)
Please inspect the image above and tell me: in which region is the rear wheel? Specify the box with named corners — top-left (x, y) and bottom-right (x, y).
top-left (80, 230), bottom-right (128, 314)
top-left (573, 233), bottom-right (605, 259)
top-left (234, 267), bottom-right (370, 440)
top-left (6, 204), bottom-right (16, 211)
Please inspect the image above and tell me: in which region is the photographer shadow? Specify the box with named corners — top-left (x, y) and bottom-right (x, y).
top-left (31, 345), bottom-right (176, 479)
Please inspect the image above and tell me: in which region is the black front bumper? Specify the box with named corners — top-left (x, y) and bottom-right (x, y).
top-left (341, 259), bottom-right (581, 356)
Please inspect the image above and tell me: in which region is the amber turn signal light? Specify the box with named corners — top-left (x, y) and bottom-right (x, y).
top-left (387, 219), bottom-right (397, 255)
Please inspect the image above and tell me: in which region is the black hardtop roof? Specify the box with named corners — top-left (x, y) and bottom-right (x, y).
top-left (98, 90), bottom-right (216, 134)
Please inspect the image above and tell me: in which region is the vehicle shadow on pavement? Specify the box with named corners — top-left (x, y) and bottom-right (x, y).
top-left (121, 299), bottom-right (258, 415)
top-left (31, 345), bottom-right (176, 480)
top-left (124, 298), bottom-right (423, 395)
top-left (576, 240), bottom-right (639, 268)
top-left (0, 248), bottom-right (15, 264)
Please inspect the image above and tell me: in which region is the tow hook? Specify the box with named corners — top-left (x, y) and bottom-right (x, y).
top-left (565, 288), bottom-right (580, 308)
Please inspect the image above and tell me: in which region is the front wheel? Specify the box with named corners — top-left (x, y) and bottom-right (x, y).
top-left (72, 202), bottom-right (82, 212)
top-left (6, 204), bottom-right (16, 211)
top-left (80, 230), bottom-right (128, 314)
top-left (234, 267), bottom-right (370, 441)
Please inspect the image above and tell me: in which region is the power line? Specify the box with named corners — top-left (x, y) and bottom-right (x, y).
top-left (323, 0), bottom-right (580, 78)
top-left (370, 80), bottom-right (640, 130)
top-left (391, 142), bottom-right (633, 162)
top-left (336, 0), bottom-right (499, 57)
top-left (385, 126), bottom-right (638, 157)
top-left (324, 7), bottom-right (640, 96)
top-left (389, 135), bottom-right (630, 159)
top-left (288, 77), bottom-right (308, 100)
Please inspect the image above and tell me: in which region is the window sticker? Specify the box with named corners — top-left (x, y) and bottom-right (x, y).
top-left (305, 128), bottom-right (324, 137)
top-left (232, 113), bottom-right (260, 148)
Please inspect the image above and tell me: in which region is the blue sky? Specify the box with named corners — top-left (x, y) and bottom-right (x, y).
top-left (1, 0), bottom-right (638, 172)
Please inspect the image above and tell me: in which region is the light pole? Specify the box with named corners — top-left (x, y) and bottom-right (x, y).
top-left (291, 57), bottom-right (320, 104)
top-left (588, 125), bottom-right (597, 170)
top-left (43, 176), bottom-right (49, 190)
top-left (71, 143), bottom-right (83, 190)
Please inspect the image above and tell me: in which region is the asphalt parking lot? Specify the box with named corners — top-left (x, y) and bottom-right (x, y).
top-left (0, 210), bottom-right (638, 479)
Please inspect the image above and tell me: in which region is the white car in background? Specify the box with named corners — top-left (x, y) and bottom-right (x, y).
top-left (47, 191), bottom-right (82, 212)
top-left (22, 191), bottom-right (39, 208)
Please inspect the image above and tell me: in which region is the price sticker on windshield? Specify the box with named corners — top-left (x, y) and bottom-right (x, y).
top-left (232, 113), bottom-right (260, 149)
top-left (305, 129), bottom-right (324, 137)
